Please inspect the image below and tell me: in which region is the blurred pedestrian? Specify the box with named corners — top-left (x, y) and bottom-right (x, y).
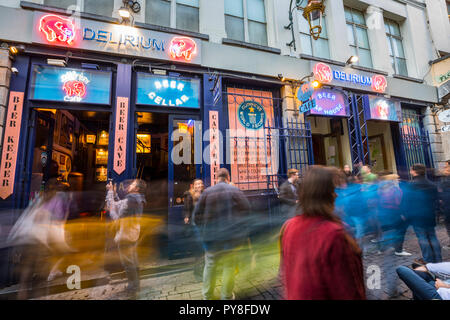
top-left (8, 167), bottom-right (72, 299)
top-left (106, 179), bottom-right (146, 299)
top-left (397, 262), bottom-right (450, 300)
top-left (404, 164), bottom-right (442, 264)
top-left (280, 166), bottom-right (366, 300)
top-left (183, 178), bottom-right (205, 279)
top-left (279, 169), bottom-right (299, 219)
top-left (192, 168), bottom-right (251, 300)
top-left (438, 160), bottom-right (450, 250)
top-left (342, 164), bottom-right (356, 184)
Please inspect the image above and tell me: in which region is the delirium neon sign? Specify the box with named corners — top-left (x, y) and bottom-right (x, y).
top-left (61, 71), bottom-right (90, 102)
top-left (39, 14), bottom-right (76, 45)
top-left (313, 62), bottom-right (387, 93)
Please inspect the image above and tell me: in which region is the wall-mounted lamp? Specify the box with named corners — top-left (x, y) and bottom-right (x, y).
top-left (346, 55), bottom-right (359, 65)
top-left (278, 74), bottom-right (286, 82)
top-left (285, 0), bottom-right (326, 50)
top-left (118, 0), bottom-right (141, 25)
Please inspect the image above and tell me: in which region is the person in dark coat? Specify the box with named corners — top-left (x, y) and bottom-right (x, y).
top-left (403, 164), bottom-right (442, 264)
top-left (279, 169), bottom-right (299, 219)
top-left (192, 168), bottom-right (251, 300)
top-left (182, 178), bottom-right (204, 277)
top-left (280, 166), bottom-right (366, 300)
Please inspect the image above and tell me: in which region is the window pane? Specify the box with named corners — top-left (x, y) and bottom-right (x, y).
top-left (387, 37), bottom-right (393, 56)
top-left (146, 0), bottom-right (171, 27)
top-left (225, 15), bottom-right (245, 41)
top-left (84, 0), bottom-right (114, 17)
top-left (394, 38), bottom-right (405, 58)
top-left (344, 7), bottom-right (353, 23)
top-left (396, 58), bottom-right (408, 76)
top-left (248, 20), bottom-right (268, 46)
top-left (384, 20), bottom-right (391, 34)
top-left (356, 27), bottom-right (370, 49)
top-left (300, 34), bottom-right (312, 56)
top-left (321, 17), bottom-right (328, 39)
top-left (298, 11), bottom-right (310, 33)
top-left (351, 46), bottom-right (358, 57)
top-left (176, 4), bottom-right (199, 32)
top-left (177, 0), bottom-right (198, 7)
top-left (313, 38), bottom-right (330, 59)
top-left (347, 24), bottom-right (355, 46)
top-left (44, 0), bottom-right (77, 9)
top-left (391, 56), bottom-right (395, 72)
top-left (247, 0), bottom-right (266, 23)
top-left (359, 49), bottom-right (373, 68)
top-left (352, 9), bottom-right (366, 25)
top-left (225, 0), bottom-right (244, 18)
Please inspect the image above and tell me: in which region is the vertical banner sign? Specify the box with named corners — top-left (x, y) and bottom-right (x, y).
top-left (114, 97), bottom-right (128, 175)
top-left (0, 92), bottom-right (24, 199)
top-left (209, 111), bottom-right (220, 186)
top-left (227, 88), bottom-right (277, 190)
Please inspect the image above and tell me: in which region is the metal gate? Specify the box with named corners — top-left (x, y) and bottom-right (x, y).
top-left (223, 85), bottom-right (313, 222)
top-left (347, 93), bottom-right (370, 168)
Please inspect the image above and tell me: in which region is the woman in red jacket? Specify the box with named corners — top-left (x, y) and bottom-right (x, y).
top-left (280, 166), bottom-right (366, 300)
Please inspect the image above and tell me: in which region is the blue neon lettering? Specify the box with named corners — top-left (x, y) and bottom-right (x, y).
top-left (96, 30), bottom-right (108, 43)
top-left (83, 28), bottom-right (95, 40)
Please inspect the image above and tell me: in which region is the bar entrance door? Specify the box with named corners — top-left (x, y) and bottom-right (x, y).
top-left (167, 115), bottom-right (201, 259)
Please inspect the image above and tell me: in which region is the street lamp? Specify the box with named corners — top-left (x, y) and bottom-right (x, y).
top-left (285, 0), bottom-right (326, 50)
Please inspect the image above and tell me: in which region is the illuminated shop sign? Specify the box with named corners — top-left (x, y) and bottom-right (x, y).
top-left (32, 12), bottom-right (202, 64)
top-left (136, 73), bottom-right (200, 108)
top-left (365, 95), bottom-right (402, 122)
top-left (296, 82), bottom-right (317, 113)
top-left (39, 14), bottom-right (76, 45)
top-left (30, 65), bottom-right (111, 104)
top-left (313, 62), bottom-right (388, 93)
top-left (307, 89), bottom-right (349, 117)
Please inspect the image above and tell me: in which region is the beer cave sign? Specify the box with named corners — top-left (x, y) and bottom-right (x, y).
top-left (33, 13), bottom-right (201, 64)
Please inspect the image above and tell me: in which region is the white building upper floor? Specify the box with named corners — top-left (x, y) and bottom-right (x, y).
top-left (0, 0), bottom-right (449, 85)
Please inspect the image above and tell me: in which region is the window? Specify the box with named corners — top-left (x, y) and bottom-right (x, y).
top-left (44, 0), bottom-right (77, 9)
top-left (225, 0), bottom-right (268, 46)
top-left (298, 9), bottom-right (329, 59)
top-left (176, 0), bottom-right (199, 32)
top-left (84, 0), bottom-right (114, 17)
top-left (345, 7), bottom-right (373, 68)
top-left (146, 0), bottom-right (171, 27)
top-left (385, 19), bottom-right (407, 76)
top-left (146, 0), bottom-right (199, 32)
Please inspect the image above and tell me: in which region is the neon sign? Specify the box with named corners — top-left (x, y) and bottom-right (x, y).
top-left (308, 89), bottom-right (348, 117)
top-left (61, 71), bottom-right (90, 102)
top-left (147, 79), bottom-right (189, 106)
top-left (39, 14), bottom-right (76, 45)
top-left (169, 37), bottom-right (197, 62)
top-left (313, 62), bottom-right (387, 93)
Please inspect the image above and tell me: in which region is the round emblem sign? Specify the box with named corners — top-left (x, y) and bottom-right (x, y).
top-left (238, 101), bottom-right (266, 130)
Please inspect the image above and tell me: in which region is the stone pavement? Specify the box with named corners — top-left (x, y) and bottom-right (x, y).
top-left (35, 224), bottom-right (449, 300)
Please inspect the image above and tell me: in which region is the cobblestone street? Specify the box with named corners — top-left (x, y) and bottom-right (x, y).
top-left (34, 224), bottom-right (450, 301)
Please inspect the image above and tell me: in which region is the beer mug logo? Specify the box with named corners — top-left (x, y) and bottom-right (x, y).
top-left (39, 14), bottom-right (76, 45)
top-left (313, 63), bottom-right (333, 83)
top-left (371, 75), bottom-right (387, 93)
top-left (169, 37), bottom-right (197, 62)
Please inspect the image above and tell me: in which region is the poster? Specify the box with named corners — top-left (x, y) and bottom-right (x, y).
top-left (227, 88), bottom-right (277, 191)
